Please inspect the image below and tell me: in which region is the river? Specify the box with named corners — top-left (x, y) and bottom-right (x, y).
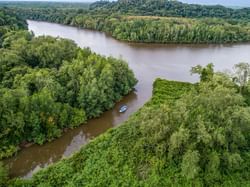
top-left (4, 20), bottom-right (250, 178)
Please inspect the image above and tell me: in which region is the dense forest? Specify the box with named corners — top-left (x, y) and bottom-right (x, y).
top-left (0, 1), bottom-right (90, 9)
top-left (0, 8), bottom-right (27, 46)
top-left (1, 1), bottom-right (250, 186)
top-left (0, 8), bottom-right (137, 161)
top-left (9, 65), bottom-right (250, 186)
top-left (70, 15), bottom-right (250, 43)
top-left (90, 0), bottom-right (250, 20)
top-left (7, 0), bottom-right (250, 44)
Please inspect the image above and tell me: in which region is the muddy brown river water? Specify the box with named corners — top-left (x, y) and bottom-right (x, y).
top-left (4, 20), bottom-right (250, 178)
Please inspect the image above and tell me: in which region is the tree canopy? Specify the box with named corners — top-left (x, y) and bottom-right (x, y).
top-left (0, 10), bottom-right (137, 160)
top-left (11, 65), bottom-right (250, 186)
top-left (6, 0), bottom-right (250, 44)
top-left (0, 8), bottom-right (27, 47)
top-left (90, 0), bottom-right (250, 20)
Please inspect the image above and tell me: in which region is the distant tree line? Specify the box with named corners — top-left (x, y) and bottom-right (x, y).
top-left (8, 0), bottom-right (250, 44)
top-left (71, 15), bottom-right (250, 44)
top-left (0, 1), bottom-right (90, 9)
top-left (91, 0), bottom-right (250, 20)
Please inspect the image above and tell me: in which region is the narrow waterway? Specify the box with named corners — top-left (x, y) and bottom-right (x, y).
top-left (4, 20), bottom-right (250, 178)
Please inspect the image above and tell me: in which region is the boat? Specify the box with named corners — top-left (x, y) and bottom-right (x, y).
top-left (119, 105), bottom-right (128, 113)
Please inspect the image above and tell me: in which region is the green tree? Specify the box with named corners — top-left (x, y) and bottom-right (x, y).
top-left (233, 62), bottom-right (250, 93)
top-left (0, 162), bottom-right (8, 186)
top-left (191, 63), bottom-right (214, 82)
top-left (166, 74), bottom-right (250, 181)
top-left (24, 75), bottom-right (250, 186)
top-left (0, 28), bottom-right (136, 159)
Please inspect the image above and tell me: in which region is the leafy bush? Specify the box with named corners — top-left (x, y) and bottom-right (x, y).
top-left (0, 162), bottom-right (8, 186)
top-left (21, 76), bottom-right (250, 186)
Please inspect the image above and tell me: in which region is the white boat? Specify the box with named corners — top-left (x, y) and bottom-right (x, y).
top-left (119, 105), bottom-right (128, 113)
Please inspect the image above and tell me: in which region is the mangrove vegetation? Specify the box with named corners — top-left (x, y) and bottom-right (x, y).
top-left (0, 8), bottom-right (137, 160)
top-left (9, 64), bottom-right (250, 186)
top-left (4, 0), bottom-right (250, 44)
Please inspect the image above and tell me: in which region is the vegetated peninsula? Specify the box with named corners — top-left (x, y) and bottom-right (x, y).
top-left (7, 0), bottom-right (250, 44)
top-left (0, 1), bottom-right (250, 186)
top-left (9, 65), bottom-right (250, 186)
top-left (0, 8), bottom-right (137, 160)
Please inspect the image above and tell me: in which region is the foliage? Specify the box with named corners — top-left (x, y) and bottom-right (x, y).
top-left (1, 2), bottom-right (250, 186)
top-left (151, 78), bottom-right (193, 105)
top-left (191, 63), bottom-right (214, 82)
top-left (90, 0), bottom-right (250, 20)
top-left (7, 0), bottom-right (250, 44)
top-left (0, 8), bottom-right (27, 47)
top-left (233, 63), bottom-right (250, 93)
top-left (0, 20), bottom-right (137, 159)
top-left (15, 74), bottom-right (250, 186)
top-left (69, 15), bottom-right (250, 44)
top-left (229, 63), bottom-right (250, 106)
top-left (4, 0), bottom-right (250, 21)
top-left (0, 162), bottom-right (8, 186)
top-left (0, 1), bottom-right (90, 9)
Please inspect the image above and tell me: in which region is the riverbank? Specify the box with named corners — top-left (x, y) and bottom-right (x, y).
top-left (7, 0), bottom-right (250, 44)
top-left (4, 20), bottom-right (250, 179)
top-left (24, 15), bottom-right (250, 44)
top-left (9, 79), bottom-right (194, 186)
top-left (0, 24), bottom-right (137, 161)
top-left (9, 75), bottom-right (250, 186)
